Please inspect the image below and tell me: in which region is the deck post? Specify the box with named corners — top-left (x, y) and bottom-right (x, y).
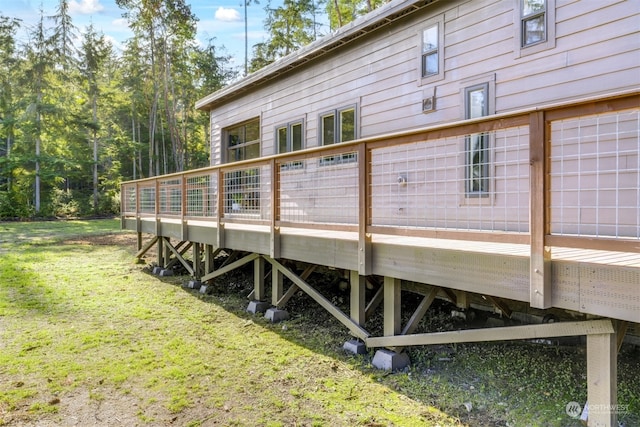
top-left (271, 264), bottom-right (284, 306)
top-left (586, 332), bottom-right (617, 426)
top-left (254, 256), bottom-right (266, 301)
top-left (529, 110), bottom-right (552, 309)
top-left (270, 158), bottom-right (281, 259)
top-left (216, 169), bottom-right (225, 248)
top-left (383, 277), bottom-right (402, 336)
top-left (193, 242), bottom-right (202, 280)
top-left (350, 270), bottom-right (366, 326)
top-left (157, 236), bottom-right (165, 268)
top-left (357, 143), bottom-right (372, 275)
top-left (204, 245), bottom-right (213, 275)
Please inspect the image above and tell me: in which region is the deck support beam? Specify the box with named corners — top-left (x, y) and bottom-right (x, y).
top-left (366, 319), bottom-right (617, 426)
top-left (586, 332), bottom-right (617, 426)
top-left (253, 256), bottom-right (266, 301)
top-left (157, 235), bottom-right (165, 268)
top-left (350, 271), bottom-right (366, 327)
top-left (383, 277), bottom-right (402, 337)
top-left (193, 242), bottom-right (202, 280)
top-left (272, 265), bottom-right (284, 306)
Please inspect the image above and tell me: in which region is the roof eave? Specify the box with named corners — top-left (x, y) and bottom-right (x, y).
top-left (195, 0), bottom-right (437, 111)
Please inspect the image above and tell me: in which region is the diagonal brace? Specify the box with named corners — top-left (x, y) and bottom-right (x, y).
top-left (201, 252), bottom-right (260, 283)
top-left (264, 256), bottom-right (369, 341)
top-left (163, 238), bottom-right (194, 276)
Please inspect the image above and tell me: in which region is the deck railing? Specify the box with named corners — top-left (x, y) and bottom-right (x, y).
top-left (122, 94), bottom-right (640, 255)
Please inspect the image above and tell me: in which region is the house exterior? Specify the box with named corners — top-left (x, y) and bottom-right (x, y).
top-left (196, 0), bottom-right (638, 234)
top-left (122, 1), bottom-right (639, 424)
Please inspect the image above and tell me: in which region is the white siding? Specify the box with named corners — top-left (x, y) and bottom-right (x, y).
top-left (205, 0), bottom-right (639, 235)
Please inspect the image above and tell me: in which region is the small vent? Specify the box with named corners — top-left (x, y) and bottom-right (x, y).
top-left (422, 96), bottom-right (435, 113)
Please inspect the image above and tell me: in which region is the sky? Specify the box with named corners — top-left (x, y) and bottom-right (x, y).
top-left (0, 0), bottom-right (283, 67)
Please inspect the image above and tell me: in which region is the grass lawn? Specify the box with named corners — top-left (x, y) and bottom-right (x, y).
top-left (0, 219), bottom-right (638, 426)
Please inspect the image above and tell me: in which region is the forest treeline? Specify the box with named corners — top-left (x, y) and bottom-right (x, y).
top-left (0, 0), bottom-right (388, 219)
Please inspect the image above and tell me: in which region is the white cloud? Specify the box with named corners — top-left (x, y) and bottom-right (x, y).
top-left (69, 0), bottom-right (105, 15)
top-left (215, 7), bottom-right (241, 22)
top-left (112, 18), bottom-right (129, 29)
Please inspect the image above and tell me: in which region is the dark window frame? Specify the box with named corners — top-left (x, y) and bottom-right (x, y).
top-left (276, 119), bottom-right (305, 170)
top-left (464, 83), bottom-right (491, 198)
top-left (224, 118), bottom-right (260, 164)
top-left (318, 105), bottom-right (358, 166)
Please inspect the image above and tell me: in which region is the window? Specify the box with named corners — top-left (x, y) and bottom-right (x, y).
top-left (319, 105), bottom-right (357, 165)
top-left (224, 118), bottom-right (261, 214)
top-left (422, 24), bottom-right (439, 77)
top-left (276, 119), bottom-right (304, 169)
top-left (516, 0), bottom-right (555, 56)
top-left (225, 118), bottom-right (260, 163)
top-left (418, 16), bottom-right (444, 85)
top-left (465, 83), bottom-right (490, 197)
top-left (521, 0), bottom-right (546, 46)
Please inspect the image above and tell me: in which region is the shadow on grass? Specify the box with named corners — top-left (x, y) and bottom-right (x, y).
top-left (158, 262), bottom-right (640, 427)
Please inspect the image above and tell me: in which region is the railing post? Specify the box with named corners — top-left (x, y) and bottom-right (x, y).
top-left (135, 183), bottom-right (141, 250)
top-left (529, 111), bottom-right (551, 309)
top-left (358, 143), bottom-right (371, 276)
top-left (270, 158), bottom-right (281, 259)
top-left (216, 169), bottom-right (225, 248)
top-left (181, 174), bottom-right (187, 241)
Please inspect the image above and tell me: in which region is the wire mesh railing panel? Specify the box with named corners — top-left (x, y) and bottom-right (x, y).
top-left (370, 126), bottom-right (530, 233)
top-left (279, 152), bottom-right (359, 225)
top-left (223, 164), bottom-right (271, 221)
top-left (550, 109), bottom-right (640, 239)
top-left (139, 184), bottom-right (156, 215)
top-left (185, 172), bottom-right (218, 218)
top-left (158, 178), bottom-right (182, 216)
top-left (123, 184), bottom-right (137, 214)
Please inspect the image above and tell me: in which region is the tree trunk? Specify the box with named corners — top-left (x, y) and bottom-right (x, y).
top-left (333, 0), bottom-right (343, 29)
top-left (92, 94), bottom-right (98, 212)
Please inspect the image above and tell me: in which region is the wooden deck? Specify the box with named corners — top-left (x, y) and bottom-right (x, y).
top-left (122, 215), bottom-right (640, 324)
top-left (121, 94), bottom-right (640, 325)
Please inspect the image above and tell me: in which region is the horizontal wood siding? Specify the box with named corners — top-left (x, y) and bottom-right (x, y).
top-left (206, 0), bottom-right (639, 235)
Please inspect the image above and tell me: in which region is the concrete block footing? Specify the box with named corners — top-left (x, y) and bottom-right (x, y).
top-left (265, 308), bottom-right (289, 323)
top-left (247, 300), bottom-right (271, 314)
top-left (343, 339), bottom-right (367, 355)
top-left (199, 285), bottom-right (213, 295)
top-left (152, 266), bottom-right (162, 275)
top-left (158, 269), bottom-right (173, 277)
top-left (184, 280), bottom-right (202, 289)
top-left (372, 349), bottom-right (410, 371)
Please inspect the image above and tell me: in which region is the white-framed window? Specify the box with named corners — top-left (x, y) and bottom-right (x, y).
top-left (225, 118), bottom-right (260, 163)
top-left (319, 105), bottom-right (357, 165)
top-left (224, 118), bottom-right (261, 213)
top-left (516, 0), bottom-right (555, 57)
top-left (418, 16), bottom-right (444, 85)
top-left (464, 83), bottom-right (490, 197)
top-left (276, 119), bottom-right (304, 170)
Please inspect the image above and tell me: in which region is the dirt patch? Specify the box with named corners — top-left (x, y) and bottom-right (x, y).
top-left (3, 384), bottom-right (225, 427)
top-left (63, 233), bottom-right (140, 247)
